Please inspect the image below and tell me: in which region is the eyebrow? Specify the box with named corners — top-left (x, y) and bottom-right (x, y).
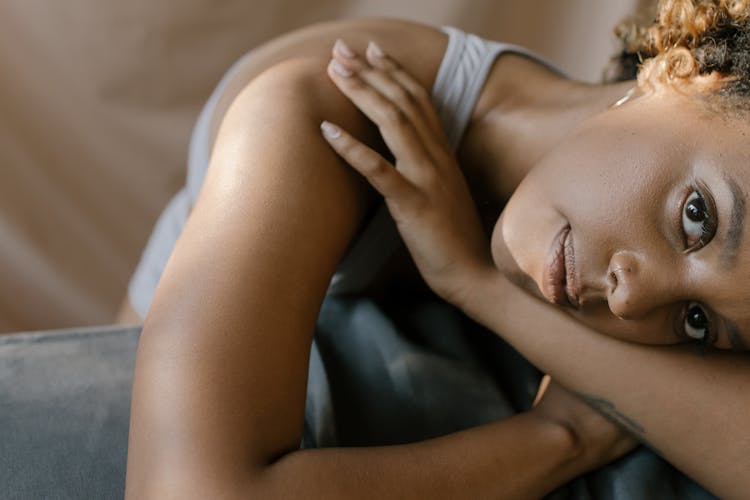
top-left (716, 177), bottom-right (748, 351)
top-left (720, 175), bottom-right (746, 267)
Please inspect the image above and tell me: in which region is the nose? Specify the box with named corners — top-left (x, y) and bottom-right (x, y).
top-left (606, 250), bottom-right (665, 319)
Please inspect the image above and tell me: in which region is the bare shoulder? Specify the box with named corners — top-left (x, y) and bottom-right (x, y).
top-left (254, 18), bottom-right (448, 74)
top-left (207, 18), bottom-right (450, 142)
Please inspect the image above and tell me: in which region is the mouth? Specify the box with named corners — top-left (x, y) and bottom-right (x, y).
top-left (542, 225), bottom-right (580, 308)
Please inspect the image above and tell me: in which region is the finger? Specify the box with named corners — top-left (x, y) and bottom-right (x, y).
top-left (365, 41), bottom-right (446, 140)
top-left (331, 40), bottom-right (449, 161)
top-left (333, 39), bottom-right (447, 150)
top-left (327, 57), bottom-right (431, 170)
top-left (320, 120), bottom-right (419, 204)
top-left (355, 65), bottom-right (448, 157)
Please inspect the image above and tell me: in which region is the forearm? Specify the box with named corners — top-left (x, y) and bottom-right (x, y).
top-left (460, 269), bottom-right (750, 498)
top-left (126, 59), bottom-right (372, 498)
top-left (128, 57), bottom-right (592, 500)
top-left (305, 31), bottom-right (740, 498)
top-left (250, 411), bottom-right (593, 500)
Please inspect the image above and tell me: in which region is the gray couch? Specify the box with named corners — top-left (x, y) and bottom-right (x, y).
top-left (0, 310), bottom-right (717, 500)
top-left (1, 326), bottom-right (139, 500)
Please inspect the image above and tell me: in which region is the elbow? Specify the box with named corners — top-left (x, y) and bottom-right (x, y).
top-left (125, 462), bottom-right (295, 500)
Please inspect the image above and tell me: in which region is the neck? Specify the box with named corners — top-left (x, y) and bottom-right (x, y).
top-left (459, 54), bottom-right (636, 207)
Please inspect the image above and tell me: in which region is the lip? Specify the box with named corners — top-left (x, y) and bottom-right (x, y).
top-left (563, 230), bottom-right (580, 307)
top-left (542, 225), bottom-right (579, 308)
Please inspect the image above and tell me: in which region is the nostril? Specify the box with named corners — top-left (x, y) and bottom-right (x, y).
top-left (607, 262), bottom-right (633, 290)
top-left (607, 251), bottom-right (639, 307)
top-left (607, 270), bottom-right (618, 291)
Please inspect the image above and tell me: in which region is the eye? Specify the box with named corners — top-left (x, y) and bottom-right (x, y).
top-left (681, 190), bottom-right (716, 250)
top-left (684, 302), bottom-right (710, 342)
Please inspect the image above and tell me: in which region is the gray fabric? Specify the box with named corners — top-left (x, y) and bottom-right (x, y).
top-left (305, 294), bottom-right (517, 447)
top-left (128, 26), bottom-right (559, 309)
top-left (433, 26), bottom-right (563, 151)
top-left (328, 26), bottom-right (563, 296)
top-left (0, 300), bottom-right (716, 499)
top-left (46, 25), bottom-right (715, 500)
top-left (310, 293), bottom-right (715, 500)
top-left (127, 50), bottom-right (257, 318)
top-left (0, 326), bottom-right (139, 500)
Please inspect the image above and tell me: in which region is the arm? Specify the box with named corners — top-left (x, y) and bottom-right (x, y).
top-left (463, 271), bottom-right (750, 499)
top-left (124, 56), bottom-right (626, 499)
top-left (321, 42), bottom-right (750, 498)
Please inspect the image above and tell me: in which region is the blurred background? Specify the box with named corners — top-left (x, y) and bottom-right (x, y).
top-left (0, 0), bottom-right (651, 333)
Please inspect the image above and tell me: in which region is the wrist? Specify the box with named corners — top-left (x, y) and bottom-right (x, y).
top-left (528, 407), bottom-right (583, 463)
top-left (445, 262), bottom-right (508, 317)
top-left (531, 402), bottom-right (636, 474)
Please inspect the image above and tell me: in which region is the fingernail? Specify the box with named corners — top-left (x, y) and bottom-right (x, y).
top-left (331, 59), bottom-right (352, 77)
top-left (320, 120), bottom-right (341, 139)
top-left (334, 39), bottom-right (355, 58)
top-left (367, 41), bottom-right (384, 59)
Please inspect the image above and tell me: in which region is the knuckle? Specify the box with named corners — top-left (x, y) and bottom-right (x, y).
top-left (336, 138), bottom-right (358, 157)
top-left (390, 85), bottom-right (411, 105)
top-left (394, 71), bottom-right (430, 103)
top-left (410, 83), bottom-right (429, 102)
top-left (380, 104), bottom-right (407, 126)
top-left (418, 165), bottom-right (440, 187)
top-left (345, 77), bottom-right (366, 91)
top-left (409, 191), bottom-right (430, 213)
top-left (363, 155), bottom-right (389, 176)
top-left (342, 144), bottom-right (386, 175)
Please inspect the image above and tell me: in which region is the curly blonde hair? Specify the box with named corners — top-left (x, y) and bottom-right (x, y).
top-left (610, 0), bottom-right (750, 101)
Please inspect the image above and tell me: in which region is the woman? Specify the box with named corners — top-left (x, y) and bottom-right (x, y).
top-left (124, 2), bottom-right (748, 498)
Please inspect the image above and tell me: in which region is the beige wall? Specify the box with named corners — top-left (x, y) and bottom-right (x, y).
top-left (0, 1), bottom-right (639, 332)
top-left (344, 0), bottom-right (639, 82)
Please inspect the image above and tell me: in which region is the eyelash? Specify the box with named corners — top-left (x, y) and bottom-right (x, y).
top-left (681, 187), bottom-right (717, 253)
top-left (688, 222), bottom-right (713, 252)
top-left (681, 302), bottom-right (714, 348)
top-left (679, 185), bottom-right (718, 346)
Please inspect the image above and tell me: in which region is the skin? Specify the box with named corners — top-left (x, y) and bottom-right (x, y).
top-left (124, 19), bottom-right (636, 500)
top-left (123, 16), bottom-right (750, 499)
top-left (319, 34), bottom-right (750, 498)
top-left (497, 87), bottom-right (750, 350)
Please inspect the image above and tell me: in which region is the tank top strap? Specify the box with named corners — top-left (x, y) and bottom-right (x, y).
top-left (328, 27), bottom-right (561, 295)
top-left (433, 26), bottom-right (564, 151)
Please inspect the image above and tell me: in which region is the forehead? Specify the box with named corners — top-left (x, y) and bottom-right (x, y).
top-left (710, 204), bottom-right (750, 350)
top-left (617, 90), bottom-right (750, 140)
top-left (609, 92), bottom-right (750, 186)
top-left (679, 102), bottom-right (750, 349)
top-left (608, 93), bottom-right (750, 349)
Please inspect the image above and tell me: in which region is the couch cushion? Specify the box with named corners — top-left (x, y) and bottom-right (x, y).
top-left (0, 326), bottom-right (139, 500)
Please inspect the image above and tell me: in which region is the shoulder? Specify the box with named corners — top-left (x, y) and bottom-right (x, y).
top-left (243, 18), bottom-right (449, 88)
top-left (207, 18), bottom-right (450, 142)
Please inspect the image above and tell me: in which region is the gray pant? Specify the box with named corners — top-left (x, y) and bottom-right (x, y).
top-left (1, 295), bottom-right (714, 500)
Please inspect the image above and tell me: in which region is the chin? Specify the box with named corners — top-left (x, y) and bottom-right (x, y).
top-left (491, 214), bottom-right (544, 299)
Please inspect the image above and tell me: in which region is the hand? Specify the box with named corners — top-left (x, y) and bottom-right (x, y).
top-left (533, 375), bottom-right (638, 469)
top-left (320, 39), bottom-right (495, 305)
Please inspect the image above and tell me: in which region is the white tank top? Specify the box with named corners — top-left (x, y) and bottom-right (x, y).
top-left (128, 26), bottom-right (561, 315)
top-left (328, 26), bottom-right (560, 294)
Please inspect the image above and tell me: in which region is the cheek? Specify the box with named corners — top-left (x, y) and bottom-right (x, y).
top-left (490, 214), bottom-right (542, 294)
top-left (496, 169), bottom-right (568, 283)
top-left (537, 139), bottom-right (668, 249)
top-left (568, 305), bottom-right (682, 346)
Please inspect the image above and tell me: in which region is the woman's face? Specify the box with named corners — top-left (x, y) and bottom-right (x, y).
top-left (493, 90), bottom-right (750, 351)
